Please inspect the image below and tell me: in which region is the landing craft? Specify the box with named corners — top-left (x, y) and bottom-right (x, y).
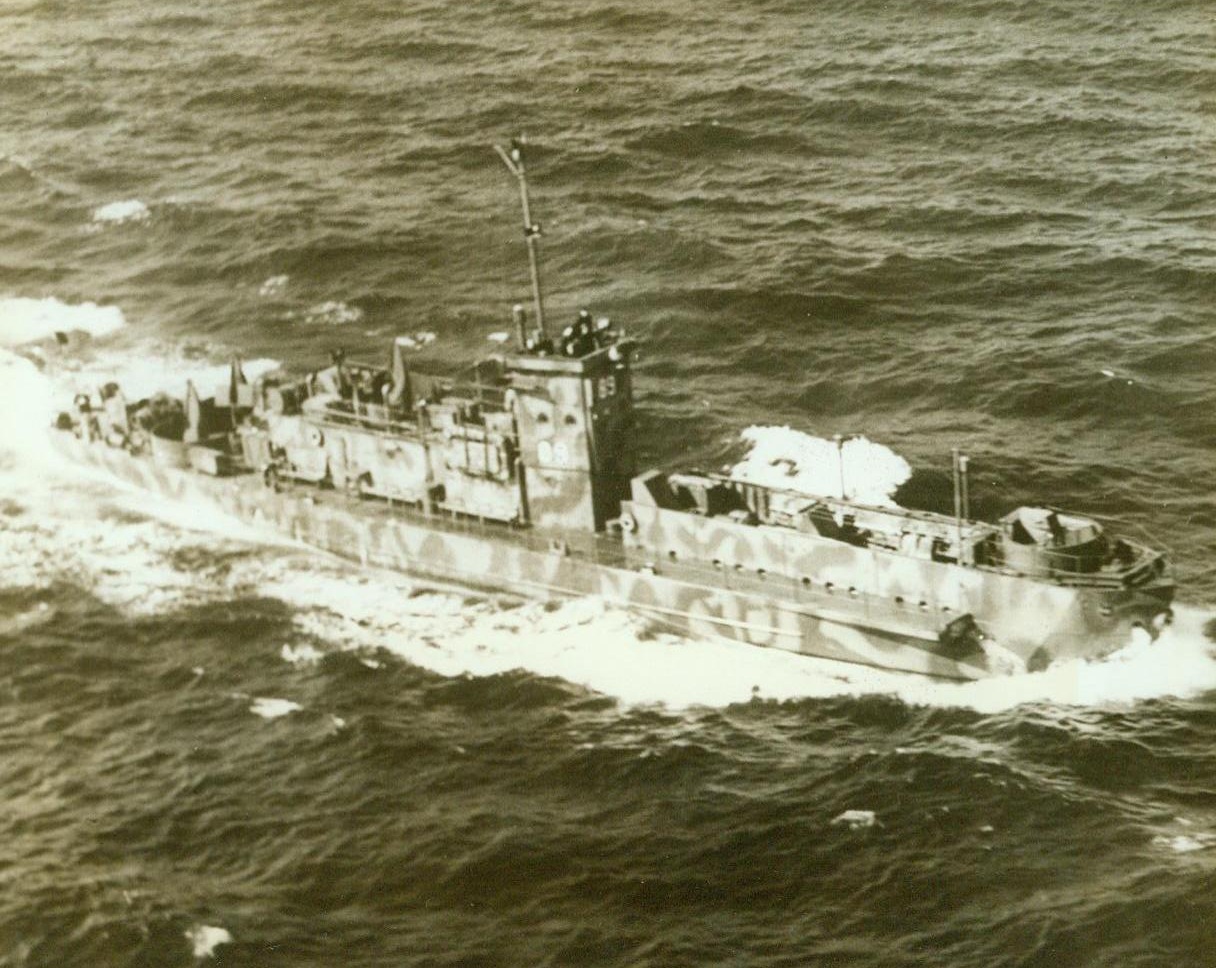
top-left (48, 141), bottom-right (1175, 680)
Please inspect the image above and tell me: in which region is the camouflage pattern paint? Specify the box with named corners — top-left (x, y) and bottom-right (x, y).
top-left (621, 496), bottom-right (1163, 668)
top-left (54, 429), bottom-right (1159, 681)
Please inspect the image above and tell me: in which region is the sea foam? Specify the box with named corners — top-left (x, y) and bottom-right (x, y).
top-left (91, 199), bottom-right (150, 224)
top-left (263, 558), bottom-right (1216, 714)
top-left (304, 300), bottom-right (363, 326)
top-left (730, 425), bottom-right (911, 506)
top-left (0, 296), bottom-right (126, 347)
top-left (250, 697), bottom-right (302, 719)
top-left (184, 924), bottom-right (231, 958)
top-left (258, 274), bottom-right (288, 297)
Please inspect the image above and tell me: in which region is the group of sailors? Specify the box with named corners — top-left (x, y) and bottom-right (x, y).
top-left (297, 306), bottom-right (615, 419)
top-left (524, 309), bottom-right (614, 358)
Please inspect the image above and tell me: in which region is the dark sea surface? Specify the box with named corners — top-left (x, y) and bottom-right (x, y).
top-left (2, 0), bottom-right (1216, 965)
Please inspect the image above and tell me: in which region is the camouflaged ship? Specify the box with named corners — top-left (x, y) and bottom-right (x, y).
top-left (49, 141), bottom-right (1175, 680)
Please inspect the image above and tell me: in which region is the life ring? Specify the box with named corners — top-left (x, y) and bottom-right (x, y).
top-left (618, 512), bottom-right (637, 534)
top-left (305, 425), bottom-right (324, 447)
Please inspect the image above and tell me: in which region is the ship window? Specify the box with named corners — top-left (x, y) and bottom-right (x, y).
top-left (536, 411), bottom-right (550, 424)
top-left (824, 581), bottom-right (835, 593)
top-left (733, 563), bottom-right (743, 572)
top-left (712, 558), bottom-right (723, 569)
top-left (668, 550), bottom-right (678, 561)
top-left (895, 595), bottom-right (905, 605)
top-left (918, 601), bottom-right (929, 611)
top-left (801, 576), bottom-right (812, 588)
top-left (848, 586), bottom-right (858, 597)
top-left (564, 414), bottom-right (578, 427)
top-left (757, 568), bottom-right (767, 579)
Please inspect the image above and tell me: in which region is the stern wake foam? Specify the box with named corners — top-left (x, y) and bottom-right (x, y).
top-left (263, 563), bottom-right (1216, 713)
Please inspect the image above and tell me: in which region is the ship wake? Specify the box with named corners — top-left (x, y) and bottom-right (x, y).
top-left (3, 326), bottom-right (1215, 715)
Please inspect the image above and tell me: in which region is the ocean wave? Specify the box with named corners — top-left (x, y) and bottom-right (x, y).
top-left (52, 350), bottom-right (281, 406)
top-left (249, 697), bottom-right (302, 719)
top-left (730, 425), bottom-right (911, 505)
top-left (184, 925), bottom-right (232, 958)
top-left (91, 199), bottom-right (150, 225)
top-left (0, 296), bottom-right (126, 347)
top-left (300, 301), bottom-right (364, 326)
top-left (258, 274), bottom-right (289, 297)
top-left (625, 120), bottom-right (813, 159)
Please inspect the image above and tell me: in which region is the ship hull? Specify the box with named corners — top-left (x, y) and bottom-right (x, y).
top-left (49, 432), bottom-right (1152, 681)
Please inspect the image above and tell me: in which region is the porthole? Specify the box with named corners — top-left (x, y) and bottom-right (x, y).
top-left (848, 586), bottom-right (858, 598)
top-left (895, 595), bottom-right (905, 605)
top-left (825, 582), bottom-right (835, 593)
top-left (668, 550), bottom-right (678, 561)
top-left (800, 576), bottom-right (812, 588)
top-left (564, 414), bottom-right (578, 426)
top-left (918, 601), bottom-right (929, 611)
top-left (757, 568), bottom-right (767, 579)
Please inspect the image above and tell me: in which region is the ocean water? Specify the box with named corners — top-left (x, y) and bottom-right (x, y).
top-left (2, 0), bottom-right (1216, 965)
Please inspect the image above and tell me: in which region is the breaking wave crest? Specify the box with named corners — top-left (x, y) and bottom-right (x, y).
top-left (91, 199), bottom-right (150, 224)
top-left (730, 425), bottom-right (911, 506)
top-left (0, 296), bottom-right (126, 347)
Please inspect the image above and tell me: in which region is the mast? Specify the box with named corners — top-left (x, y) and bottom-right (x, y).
top-left (952, 448), bottom-right (971, 566)
top-left (494, 137), bottom-right (547, 341)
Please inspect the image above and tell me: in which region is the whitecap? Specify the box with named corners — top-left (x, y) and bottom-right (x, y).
top-left (305, 301), bottom-right (363, 326)
top-left (184, 924), bottom-right (232, 958)
top-left (249, 697), bottom-right (302, 719)
top-left (394, 331), bottom-right (437, 350)
top-left (0, 603), bottom-right (54, 636)
top-left (730, 425), bottom-right (911, 506)
top-left (0, 296), bottom-right (126, 347)
top-left (831, 809), bottom-right (877, 829)
top-left (280, 643), bottom-right (324, 666)
top-left (57, 350), bottom-right (280, 404)
top-left (92, 199), bottom-right (150, 224)
top-left (258, 274), bottom-right (288, 297)
top-left (1153, 833), bottom-right (1214, 854)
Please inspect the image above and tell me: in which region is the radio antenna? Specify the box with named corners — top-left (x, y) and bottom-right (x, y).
top-left (494, 137), bottom-right (547, 339)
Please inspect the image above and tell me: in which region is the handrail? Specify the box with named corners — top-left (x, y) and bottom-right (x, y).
top-left (696, 472), bottom-right (1170, 560)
